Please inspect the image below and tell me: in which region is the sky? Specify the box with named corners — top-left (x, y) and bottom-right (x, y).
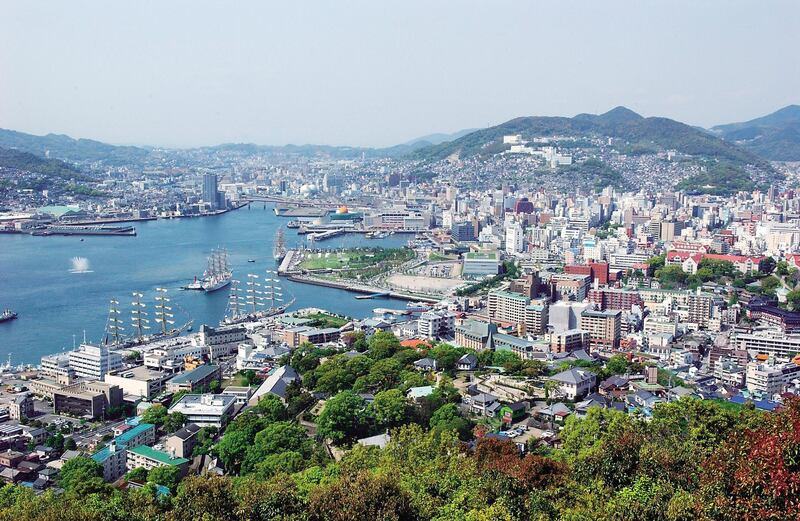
top-left (1, 1), bottom-right (798, 148)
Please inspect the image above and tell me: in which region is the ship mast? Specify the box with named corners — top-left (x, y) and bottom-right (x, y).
top-left (105, 298), bottom-right (125, 345)
top-left (246, 273), bottom-right (263, 314)
top-left (263, 270), bottom-right (284, 310)
top-left (131, 291), bottom-right (150, 340)
top-left (226, 279), bottom-right (242, 319)
top-left (154, 287), bottom-right (175, 334)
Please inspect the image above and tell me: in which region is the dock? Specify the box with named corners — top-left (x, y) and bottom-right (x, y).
top-left (355, 292), bottom-right (391, 300)
top-left (29, 224), bottom-right (137, 237)
top-left (285, 274), bottom-right (439, 303)
top-left (307, 229), bottom-right (345, 241)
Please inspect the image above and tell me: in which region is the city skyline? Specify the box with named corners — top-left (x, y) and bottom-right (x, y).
top-left (2, 0), bottom-right (799, 148)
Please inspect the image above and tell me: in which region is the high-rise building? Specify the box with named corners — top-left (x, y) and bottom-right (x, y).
top-left (202, 174), bottom-right (219, 210)
top-left (505, 221), bottom-right (524, 254)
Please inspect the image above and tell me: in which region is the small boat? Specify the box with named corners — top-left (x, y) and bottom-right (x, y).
top-left (248, 259), bottom-right (256, 263)
top-left (183, 276), bottom-right (204, 290)
top-left (0, 309), bottom-right (18, 323)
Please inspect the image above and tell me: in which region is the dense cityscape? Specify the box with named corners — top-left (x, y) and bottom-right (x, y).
top-left (2, 1), bottom-right (800, 520)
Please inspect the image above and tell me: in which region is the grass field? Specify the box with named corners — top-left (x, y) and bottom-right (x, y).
top-left (298, 247), bottom-right (414, 278)
top-left (305, 312), bottom-right (351, 328)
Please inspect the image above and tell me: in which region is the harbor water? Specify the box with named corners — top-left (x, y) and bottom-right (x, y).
top-left (0, 205), bottom-right (410, 364)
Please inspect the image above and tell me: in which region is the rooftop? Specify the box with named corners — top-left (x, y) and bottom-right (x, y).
top-left (127, 445), bottom-right (189, 466)
top-left (168, 364), bottom-right (219, 385)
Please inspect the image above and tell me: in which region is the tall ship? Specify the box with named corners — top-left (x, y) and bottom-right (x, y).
top-left (201, 248), bottom-right (232, 292)
top-left (273, 228), bottom-right (287, 262)
top-left (103, 289), bottom-right (193, 348)
top-left (223, 269), bottom-right (295, 325)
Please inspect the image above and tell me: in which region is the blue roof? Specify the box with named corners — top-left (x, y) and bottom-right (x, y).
top-left (729, 394), bottom-right (781, 411)
top-left (116, 423), bottom-right (155, 446)
top-left (91, 423), bottom-right (155, 463)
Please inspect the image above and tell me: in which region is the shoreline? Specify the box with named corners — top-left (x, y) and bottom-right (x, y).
top-left (285, 274), bottom-right (440, 303)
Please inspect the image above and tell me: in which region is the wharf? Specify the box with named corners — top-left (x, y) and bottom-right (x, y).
top-left (285, 274), bottom-right (438, 303)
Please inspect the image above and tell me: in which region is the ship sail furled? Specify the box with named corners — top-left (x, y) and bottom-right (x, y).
top-left (154, 287), bottom-right (175, 334)
top-left (104, 298), bottom-right (125, 345)
top-left (222, 268), bottom-right (295, 325)
top-left (225, 279), bottom-right (242, 320)
top-left (130, 291), bottom-right (150, 340)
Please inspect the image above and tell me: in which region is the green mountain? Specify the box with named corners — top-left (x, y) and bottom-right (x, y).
top-left (410, 106), bottom-right (769, 168)
top-left (711, 105), bottom-right (800, 161)
top-left (0, 146), bottom-right (88, 180)
top-left (0, 128), bottom-right (150, 165)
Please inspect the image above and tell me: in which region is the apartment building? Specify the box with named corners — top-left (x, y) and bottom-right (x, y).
top-left (746, 359), bottom-right (800, 396)
top-left (488, 290), bottom-right (529, 324)
top-left (418, 310), bottom-right (456, 340)
top-left (580, 309), bottom-right (621, 352)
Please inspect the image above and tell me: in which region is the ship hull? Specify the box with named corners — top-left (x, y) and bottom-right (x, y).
top-left (203, 278), bottom-right (232, 292)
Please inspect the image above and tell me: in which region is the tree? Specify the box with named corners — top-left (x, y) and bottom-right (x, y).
top-left (367, 331), bottom-right (401, 360)
top-left (215, 429), bottom-right (251, 473)
top-left (141, 404), bottom-right (168, 426)
top-left (492, 350), bottom-right (523, 373)
top-left (647, 254), bottom-right (666, 272)
top-left (655, 265), bottom-right (688, 288)
top-left (370, 389), bottom-right (407, 427)
top-left (209, 379), bottom-right (222, 393)
top-left (776, 260), bottom-right (790, 277)
top-left (759, 256), bottom-right (777, 275)
top-left (429, 343), bottom-right (465, 372)
top-left (46, 432), bottom-right (65, 451)
top-left (241, 369), bottom-right (258, 386)
top-left (606, 354), bottom-right (631, 375)
top-left (759, 275), bottom-right (781, 295)
top-left (59, 456), bottom-right (109, 495)
top-left (429, 403), bottom-right (471, 440)
top-left (148, 465), bottom-right (181, 492)
top-left (788, 288), bottom-right (800, 310)
top-left (126, 467), bottom-right (148, 483)
top-left (192, 426), bottom-right (217, 457)
top-left (64, 436), bottom-right (77, 450)
top-left (241, 421), bottom-right (316, 475)
top-left (170, 475), bottom-right (237, 521)
top-left (253, 393), bottom-right (288, 422)
top-left (317, 391), bottom-right (369, 443)
top-left (307, 471), bottom-right (418, 521)
top-left (163, 411), bottom-right (187, 433)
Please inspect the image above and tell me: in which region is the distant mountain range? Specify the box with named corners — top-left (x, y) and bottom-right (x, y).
top-left (0, 105), bottom-right (797, 173)
top-left (710, 105), bottom-right (800, 161)
top-left (0, 128), bottom-right (150, 166)
top-left (409, 106), bottom-right (768, 169)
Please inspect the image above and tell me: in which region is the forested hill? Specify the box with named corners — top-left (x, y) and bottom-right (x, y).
top-left (0, 146), bottom-right (91, 180)
top-left (711, 104), bottom-right (800, 161)
top-left (0, 128), bottom-right (150, 165)
top-left (411, 106), bottom-right (769, 168)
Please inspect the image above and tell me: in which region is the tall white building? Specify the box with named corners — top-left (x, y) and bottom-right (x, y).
top-left (68, 344), bottom-right (123, 380)
top-left (505, 220), bottom-right (524, 254)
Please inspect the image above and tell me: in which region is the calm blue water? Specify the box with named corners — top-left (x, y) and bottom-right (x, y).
top-left (0, 205), bottom-right (409, 364)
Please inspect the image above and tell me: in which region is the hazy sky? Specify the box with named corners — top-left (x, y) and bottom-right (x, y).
top-left (1, 1), bottom-right (798, 148)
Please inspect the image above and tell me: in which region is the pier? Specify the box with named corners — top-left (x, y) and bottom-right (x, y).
top-left (285, 274), bottom-right (438, 303)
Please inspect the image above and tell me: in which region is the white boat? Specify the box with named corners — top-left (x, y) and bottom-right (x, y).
top-left (201, 249), bottom-right (232, 292)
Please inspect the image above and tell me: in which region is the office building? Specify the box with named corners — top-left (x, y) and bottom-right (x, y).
top-left (168, 393), bottom-right (236, 428)
top-left (68, 344), bottom-right (123, 380)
